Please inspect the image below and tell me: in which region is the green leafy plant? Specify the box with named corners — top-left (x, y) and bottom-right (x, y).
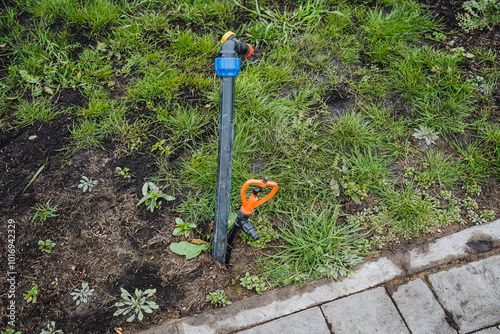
top-left (172, 218), bottom-right (197, 237)
top-left (240, 216), bottom-right (279, 248)
top-left (38, 239), bottom-right (56, 253)
top-left (113, 288), bottom-right (158, 322)
top-left (137, 182), bottom-right (175, 212)
top-left (31, 199), bottom-right (58, 225)
top-left (23, 285), bottom-right (38, 304)
top-left (170, 241), bottom-right (209, 260)
top-left (70, 282), bottom-right (95, 305)
top-left (40, 321), bottom-right (63, 334)
top-left (206, 290), bottom-right (231, 307)
top-left (240, 273), bottom-right (268, 294)
top-left (413, 125), bottom-right (439, 145)
top-left (1, 329), bottom-right (22, 334)
top-left (151, 139), bottom-right (171, 156)
top-left (115, 167), bottom-right (130, 179)
top-left (331, 154), bottom-right (369, 204)
top-left (78, 176), bottom-right (98, 192)
top-left (450, 46), bottom-right (475, 59)
top-left (457, 0), bottom-right (500, 31)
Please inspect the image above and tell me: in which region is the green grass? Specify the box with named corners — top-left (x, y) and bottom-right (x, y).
top-left (259, 206), bottom-right (368, 287)
top-left (1, 0), bottom-right (498, 289)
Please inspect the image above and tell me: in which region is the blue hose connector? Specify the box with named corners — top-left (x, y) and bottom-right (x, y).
top-left (215, 58), bottom-right (241, 77)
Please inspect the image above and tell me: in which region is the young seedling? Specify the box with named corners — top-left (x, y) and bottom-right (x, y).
top-left (23, 284), bottom-right (38, 303)
top-left (31, 199), bottom-right (58, 225)
top-left (70, 282), bottom-right (95, 305)
top-left (78, 176), bottom-right (98, 192)
top-left (38, 239), bottom-right (56, 253)
top-left (115, 167), bottom-right (131, 179)
top-left (113, 288), bottom-right (159, 322)
top-left (172, 218), bottom-right (197, 237)
top-left (40, 321), bottom-right (63, 334)
top-left (137, 182), bottom-right (175, 212)
top-left (206, 290), bottom-right (231, 307)
top-left (151, 139), bottom-right (171, 155)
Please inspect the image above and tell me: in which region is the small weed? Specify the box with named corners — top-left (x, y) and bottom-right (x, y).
top-left (23, 284), bottom-right (38, 304)
top-left (115, 167), bottom-right (131, 179)
top-left (1, 329), bottom-right (22, 334)
top-left (467, 209), bottom-right (495, 225)
top-left (151, 140), bottom-right (171, 156)
top-left (240, 273), bottom-right (268, 294)
top-left (40, 321), bottom-right (63, 334)
top-left (206, 290), bottom-right (231, 307)
top-left (78, 176), bottom-right (98, 192)
top-left (331, 154), bottom-right (369, 204)
top-left (31, 199), bottom-right (58, 225)
top-left (413, 125), bottom-right (439, 145)
top-left (457, 0), bottom-right (500, 31)
top-left (113, 288), bottom-right (158, 322)
top-left (172, 218), bottom-right (197, 237)
top-left (38, 239), bottom-right (56, 253)
top-left (70, 282), bottom-right (95, 306)
top-left (137, 182), bottom-right (175, 212)
top-left (450, 46), bottom-right (475, 59)
top-left (240, 216), bottom-right (279, 248)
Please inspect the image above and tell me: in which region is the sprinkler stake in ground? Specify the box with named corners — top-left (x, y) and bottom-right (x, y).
top-left (227, 177), bottom-right (278, 251)
top-left (212, 32), bottom-right (254, 263)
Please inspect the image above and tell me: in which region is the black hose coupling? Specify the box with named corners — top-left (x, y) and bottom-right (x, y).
top-left (227, 209), bottom-right (260, 246)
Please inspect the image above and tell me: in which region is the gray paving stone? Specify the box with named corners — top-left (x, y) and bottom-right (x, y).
top-left (472, 327), bottom-right (500, 334)
top-left (428, 255), bottom-right (500, 333)
top-left (390, 278), bottom-right (456, 334)
top-left (236, 307), bottom-right (330, 334)
top-left (321, 287), bottom-right (409, 334)
top-left (407, 220), bottom-right (500, 272)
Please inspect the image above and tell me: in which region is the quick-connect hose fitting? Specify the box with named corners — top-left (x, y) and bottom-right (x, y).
top-left (215, 32), bottom-right (254, 77)
top-left (218, 31), bottom-right (253, 58)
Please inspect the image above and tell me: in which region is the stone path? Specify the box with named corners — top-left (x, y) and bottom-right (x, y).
top-left (140, 220), bottom-right (500, 334)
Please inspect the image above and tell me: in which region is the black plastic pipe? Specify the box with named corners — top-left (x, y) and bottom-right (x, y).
top-left (212, 32), bottom-right (253, 263)
top-left (213, 75), bottom-right (236, 263)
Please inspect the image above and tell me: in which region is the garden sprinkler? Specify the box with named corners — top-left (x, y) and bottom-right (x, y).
top-left (212, 32), bottom-right (254, 263)
top-left (227, 177), bottom-right (278, 249)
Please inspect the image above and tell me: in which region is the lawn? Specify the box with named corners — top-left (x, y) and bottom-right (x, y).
top-left (1, 0), bottom-right (499, 333)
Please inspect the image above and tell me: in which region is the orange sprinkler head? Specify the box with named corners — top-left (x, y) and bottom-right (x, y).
top-left (240, 177), bottom-right (278, 215)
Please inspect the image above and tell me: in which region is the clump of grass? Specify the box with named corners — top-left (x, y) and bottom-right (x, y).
top-left (326, 109), bottom-right (380, 151)
top-left (15, 99), bottom-right (58, 127)
top-left (260, 206), bottom-right (367, 287)
top-left (25, 0), bottom-right (125, 33)
top-left (360, 2), bottom-right (436, 62)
